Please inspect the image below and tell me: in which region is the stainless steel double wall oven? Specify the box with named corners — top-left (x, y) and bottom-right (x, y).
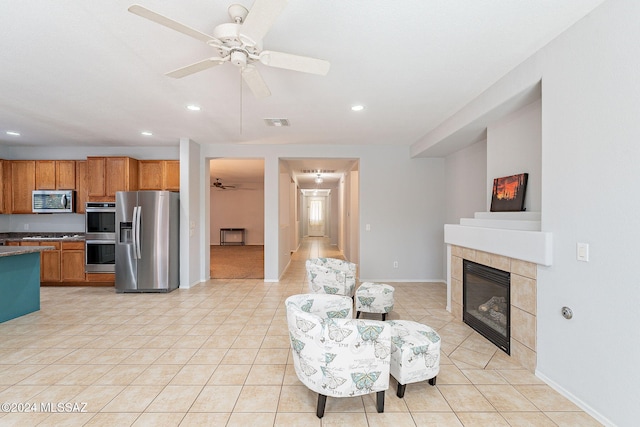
top-left (85, 202), bottom-right (116, 272)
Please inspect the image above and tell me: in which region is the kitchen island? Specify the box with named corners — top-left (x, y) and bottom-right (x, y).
top-left (0, 246), bottom-right (54, 323)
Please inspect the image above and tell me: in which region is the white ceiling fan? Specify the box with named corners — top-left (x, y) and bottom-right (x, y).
top-left (128, 0), bottom-right (330, 98)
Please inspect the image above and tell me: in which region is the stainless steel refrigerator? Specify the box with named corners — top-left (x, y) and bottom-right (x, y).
top-left (115, 191), bottom-right (179, 293)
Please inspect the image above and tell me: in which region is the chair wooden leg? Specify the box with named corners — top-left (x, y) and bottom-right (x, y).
top-left (376, 391), bottom-right (385, 413)
top-left (316, 394), bottom-right (327, 418)
top-left (396, 383), bottom-right (406, 398)
top-left (429, 376), bottom-right (437, 386)
top-left (356, 311), bottom-right (361, 319)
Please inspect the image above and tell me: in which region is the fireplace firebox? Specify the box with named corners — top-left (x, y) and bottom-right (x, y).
top-left (463, 260), bottom-right (510, 354)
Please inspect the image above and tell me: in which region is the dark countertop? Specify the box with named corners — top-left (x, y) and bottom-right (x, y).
top-left (0, 246), bottom-right (56, 258)
top-left (0, 233), bottom-right (85, 245)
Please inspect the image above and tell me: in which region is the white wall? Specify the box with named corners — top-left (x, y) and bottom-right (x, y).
top-left (179, 138), bottom-right (202, 288)
top-left (537, 1), bottom-right (640, 424)
top-left (209, 186), bottom-right (264, 245)
top-left (415, 1), bottom-right (640, 424)
top-left (487, 99), bottom-right (541, 212)
top-left (359, 147), bottom-right (445, 282)
top-left (198, 143), bottom-right (445, 282)
top-left (444, 140), bottom-right (487, 224)
top-left (4, 214), bottom-right (84, 233)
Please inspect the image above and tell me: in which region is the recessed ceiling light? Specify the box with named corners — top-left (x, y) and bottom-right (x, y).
top-left (351, 105), bottom-right (365, 111)
top-left (6, 131), bottom-right (20, 136)
top-left (141, 131), bottom-right (153, 136)
top-left (187, 105), bottom-right (201, 111)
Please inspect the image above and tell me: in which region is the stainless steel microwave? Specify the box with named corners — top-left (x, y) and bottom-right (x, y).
top-left (32, 190), bottom-right (74, 213)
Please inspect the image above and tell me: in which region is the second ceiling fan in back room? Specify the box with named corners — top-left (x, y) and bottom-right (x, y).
top-left (211, 178), bottom-right (236, 190)
top-left (128, 0), bottom-right (331, 98)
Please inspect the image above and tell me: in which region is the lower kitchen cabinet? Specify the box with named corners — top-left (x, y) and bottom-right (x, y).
top-left (86, 273), bottom-right (115, 285)
top-left (61, 241), bottom-right (85, 282)
top-left (40, 242), bottom-right (61, 283)
top-left (7, 240), bottom-right (96, 285)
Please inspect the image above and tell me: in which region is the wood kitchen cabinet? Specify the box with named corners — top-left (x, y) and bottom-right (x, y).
top-left (10, 241), bottom-right (61, 283)
top-left (10, 161), bottom-right (36, 213)
top-left (40, 241), bottom-right (61, 283)
top-left (61, 241), bottom-right (85, 282)
top-left (75, 160), bottom-right (88, 213)
top-left (35, 160), bottom-right (56, 189)
top-left (138, 160), bottom-right (180, 191)
top-left (87, 156), bottom-right (138, 201)
top-left (34, 160), bottom-right (75, 190)
top-left (56, 160), bottom-right (76, 189)
top-left (164, 160), bottom-right (180, 191)
top-left (11, 240), bottom-right (87, 284)
top-left (0, 160), bottom-right (5, 213)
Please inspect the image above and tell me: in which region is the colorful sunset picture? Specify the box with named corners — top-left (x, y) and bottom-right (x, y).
top-left (490, 173), bottom-right (528, 212)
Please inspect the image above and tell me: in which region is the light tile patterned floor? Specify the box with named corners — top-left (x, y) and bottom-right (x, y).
top-left (0, 238), bottom-right (602, 426)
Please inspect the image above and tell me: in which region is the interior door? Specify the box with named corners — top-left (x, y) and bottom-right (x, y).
top-left (308, 197), bottom-right (325, 236)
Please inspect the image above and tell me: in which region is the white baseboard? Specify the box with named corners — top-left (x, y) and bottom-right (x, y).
top-left (535, 370), bottom-right (616, 427)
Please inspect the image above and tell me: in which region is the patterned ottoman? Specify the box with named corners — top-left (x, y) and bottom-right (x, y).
top-left (386, 320), bottom-right (441, 398)
top-left (355, 282), bottom-right (395, 321)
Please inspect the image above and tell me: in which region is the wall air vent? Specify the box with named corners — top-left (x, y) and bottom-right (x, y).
top-left (264, 118), bottom-right (290, 127)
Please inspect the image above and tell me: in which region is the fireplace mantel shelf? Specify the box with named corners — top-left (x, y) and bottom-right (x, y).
top-left (445, 220), bottom-right (552, 266)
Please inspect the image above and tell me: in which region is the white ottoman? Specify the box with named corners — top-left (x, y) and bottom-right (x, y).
top-left (355, 282), bottom-right (395, 321)
top-left (386, 320), bottom-right (441, 398)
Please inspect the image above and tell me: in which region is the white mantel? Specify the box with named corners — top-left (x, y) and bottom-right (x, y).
top-left (444, 212), bottom-right (552, 266)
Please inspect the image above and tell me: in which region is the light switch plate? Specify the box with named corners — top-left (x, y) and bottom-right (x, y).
top-left (577, 242), bottom-right (589, 262)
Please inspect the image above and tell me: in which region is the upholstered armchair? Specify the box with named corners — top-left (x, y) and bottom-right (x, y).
top-left (305, 257), bottom-right (357, 297)
top-left (285, 293), bottom-right (391, 418)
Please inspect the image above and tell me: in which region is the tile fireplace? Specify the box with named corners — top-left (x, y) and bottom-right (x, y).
top-left (450, 245), bottom-right (537, 371)
top-left (463, 260), bottom-right (510, 354)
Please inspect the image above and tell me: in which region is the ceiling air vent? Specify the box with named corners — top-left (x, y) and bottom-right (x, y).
top-left (264, 118), bottom-right (290, 127)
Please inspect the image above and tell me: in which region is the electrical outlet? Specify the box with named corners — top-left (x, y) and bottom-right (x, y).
top-left (393, 261), bottom-right (398, 268)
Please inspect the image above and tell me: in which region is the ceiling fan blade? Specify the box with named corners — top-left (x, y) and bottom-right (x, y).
top-left (128, 4), bottom-right (218, 44)
top-left (166, 57), bottom-right (227, 78)
top-left (239, 0), bottom-right (288, 46)
top-left (259, 51), bottom-right (330, 76)
top-left (241, 65), bottom-right (271, 98)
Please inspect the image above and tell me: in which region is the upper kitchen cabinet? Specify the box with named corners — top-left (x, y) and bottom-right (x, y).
top-left (10, 160), bottom-right (36, 214)
top-left (0, 160), bottom-right (5, 213)
top-left (87, 156), bottom-right (138, 201)
top-left (75, 160), bottom-right (87, 214)
top-left (56, 160), bottom-right (76, 189)
top-left (164, 160), bottom-right (180, 191)
top-left (35, 160), bottom-right (75, 190)
top-left (138, 160), bottom-right (180, 191)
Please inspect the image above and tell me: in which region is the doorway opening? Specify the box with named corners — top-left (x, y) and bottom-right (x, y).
top-left (209, 158), bottom-right (265, 279)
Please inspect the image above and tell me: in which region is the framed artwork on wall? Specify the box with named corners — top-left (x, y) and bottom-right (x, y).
top-left (490, 173), bottom-right (528, 212)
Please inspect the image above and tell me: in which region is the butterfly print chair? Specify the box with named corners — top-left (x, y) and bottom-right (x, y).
top-left (305, 258), bottom-right (357, 297)
top-left (285, 294), bottom-right (392, 418)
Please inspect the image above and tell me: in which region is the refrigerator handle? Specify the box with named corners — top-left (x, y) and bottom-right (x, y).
top-left (132, 206), bottom-right (139, 259)
top-left (135, 205), bottom-right (142, 259)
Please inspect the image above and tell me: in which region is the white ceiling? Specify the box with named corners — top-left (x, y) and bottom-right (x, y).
top-left (0, 1), bottom-right (606, 151)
